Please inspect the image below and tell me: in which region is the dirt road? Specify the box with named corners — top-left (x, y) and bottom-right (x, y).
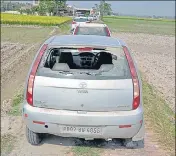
top-left (113, 33), bottom-right (175, 111)
top-left (1, 26), bottom-right (174, 156)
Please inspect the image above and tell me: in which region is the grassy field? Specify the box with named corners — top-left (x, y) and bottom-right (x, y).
top-left (1, 26), bottom-right (54, 44)
top-left (1, 24), bottom-right (70, 44)
top-left (103, 16), bottom-right (175, 35)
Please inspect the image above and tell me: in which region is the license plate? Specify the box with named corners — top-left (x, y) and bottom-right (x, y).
top-left (60, 125), bottom-right (102, 134)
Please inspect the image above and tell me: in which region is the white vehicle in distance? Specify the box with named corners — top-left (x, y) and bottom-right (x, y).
top-left (71, 17), bottom-right (90, 31)
top-left (88, 15), bottom-right (94, 21)
top-left (73, 23), bottom-right (111, 37)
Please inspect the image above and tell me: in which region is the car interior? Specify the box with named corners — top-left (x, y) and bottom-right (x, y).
top-left (44, 48), bottom-right (117, 72)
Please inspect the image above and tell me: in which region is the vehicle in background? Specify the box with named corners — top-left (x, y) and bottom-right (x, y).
top-left (22, 35), bottom-right (144, 149)
top-left (88, 15), bottom-right (94, 21)
top-left (71, 17), bottom-right (90, 32)
top-left (93, 15), bottom-right (97, 20)
top-left (73, 23), bottom-right (111, 37)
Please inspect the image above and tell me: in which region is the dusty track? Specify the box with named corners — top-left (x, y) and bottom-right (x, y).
top-left (112, 33), bottom-right (175, 111)
top-left (1, 42), bottom-right (40, 115)
top-left (1, 29), bottom-right (174, 156)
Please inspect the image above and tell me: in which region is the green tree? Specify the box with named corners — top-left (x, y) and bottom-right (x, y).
top-left (104, 3), bottom-right (112, 15)
top-left (31, 6), bottom-right (38, 15)
top-left (38, 0), bottom-right (48, 15)
top-left (99, 0), bottom-right (112, 19)
top-left (37, 0), bottom-right (66, 16)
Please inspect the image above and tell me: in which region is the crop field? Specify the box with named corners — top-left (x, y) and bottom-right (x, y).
top-left (1, 13), bottom-right (72, 26)
top-left (103, 16), bottom-right (175, 35)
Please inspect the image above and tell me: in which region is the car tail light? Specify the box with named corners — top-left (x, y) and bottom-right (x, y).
top-left (123, 46), bottom-right (140, 110)
top-left (72, 21), bottom-right (76, 24)
top-left (105, 27), bottom-right (111, 37)
top-left (78, 47), bottom-right (93, 52)
top-left (26, 44), bottom-right (48, 106)
top-left (73, 26), bottom-right (79, 35)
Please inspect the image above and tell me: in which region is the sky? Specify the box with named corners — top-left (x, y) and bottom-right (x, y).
top-left (67, 1), bottom-right (175, 17)
top-left (15, 1), bottom-right (175, 17)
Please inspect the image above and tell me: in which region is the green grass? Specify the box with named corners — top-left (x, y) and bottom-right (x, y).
top-left (72, 146), bottom-right (101, 156)
top-left (8, 94), bottom-right (23, 116)
top-left (104, 16), bottom-right (175, 22)
top-left (142, 79), bottom-right (175, 153)
top-left (55, 22), bottom-right (71, 35)
top-left (103, 16), bottom-right (175, 35)
top-left (1, 134), bottom-right (16, 156)
top-left (1, 22), bottom-right (71, 44)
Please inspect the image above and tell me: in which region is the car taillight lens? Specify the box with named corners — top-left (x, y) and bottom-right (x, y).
top-left (74, 26), bottom-right (79, 35)
top-left (72, 21), bottom-right (76, 24)
top-left (26, 44), bottom-right (48, 106)
top-left (123, 46), bottom-right (140, 110)
top-left (105, 27), bottom-right (110, 37)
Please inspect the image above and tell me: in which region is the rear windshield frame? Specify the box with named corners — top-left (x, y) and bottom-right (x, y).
top-left (37, 46), bottom-right (132, 80)
top-left (76, 26), bottom-right (108, 36)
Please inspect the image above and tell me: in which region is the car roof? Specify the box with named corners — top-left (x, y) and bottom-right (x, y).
top-left (47, 35), bottom-right (126, 47)
top-left (77, 23), bottom-right (107, 27)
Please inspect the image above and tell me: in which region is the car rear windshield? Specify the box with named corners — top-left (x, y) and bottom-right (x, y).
top-left (75, 27), bottom-right (108, 36)
top-left (74, 18), bottom-right (88, 22)
top-left (37, 47), bottom-right (131, 80)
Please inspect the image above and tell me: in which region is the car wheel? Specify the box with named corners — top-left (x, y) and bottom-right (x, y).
top-left (26, 126), bottom-right (43, 145)
top-left (123, 139), bottom-right (144, 149)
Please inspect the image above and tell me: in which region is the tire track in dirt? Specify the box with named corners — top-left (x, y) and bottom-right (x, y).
top-left (1, 42), bottom-right (40, 112)
top-left (1, 43), bottom-right (26, 65)
top-left (1, 43), bottom-right (18, 56)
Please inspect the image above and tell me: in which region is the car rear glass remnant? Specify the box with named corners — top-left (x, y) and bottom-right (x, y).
top-left (75, 27), bottom-right (108, 36)
top-left (37, 47), bottom-right (131, 80)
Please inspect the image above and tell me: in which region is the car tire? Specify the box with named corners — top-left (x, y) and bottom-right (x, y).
top-left (26, 126), bottom-right (42, 145)
top-left (124, 139), bottom-right (144, 149)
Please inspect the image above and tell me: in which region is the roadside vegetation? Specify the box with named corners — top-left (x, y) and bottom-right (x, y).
top-left (104, 15), bottom-right (175, 22)
top-left (142, 79), bottom-right (175, 154)
top-left (8, 94), bottom-right (23, 116)
top-left (1, 134), bottom-right (16, 156)
top-left (103, 16), bottom-right (175, 35)
top-left (73, 146), bottom-right (102, 156)
top-left (1, 13), bottom-right (71, 26)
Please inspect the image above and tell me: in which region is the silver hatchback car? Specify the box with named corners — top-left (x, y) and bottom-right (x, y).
top-left (22, 35), bottom-right (144, 148)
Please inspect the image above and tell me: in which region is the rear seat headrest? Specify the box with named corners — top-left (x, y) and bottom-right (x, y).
top-left (52, 63), bottom-right (70, 72)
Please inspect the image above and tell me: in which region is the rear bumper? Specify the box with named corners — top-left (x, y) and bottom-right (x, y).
top-left (23, 104), bottom-right (144, 140)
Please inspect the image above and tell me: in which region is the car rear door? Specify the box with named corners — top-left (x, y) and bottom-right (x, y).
top-left (29, 46), bottom-right (138, 112)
